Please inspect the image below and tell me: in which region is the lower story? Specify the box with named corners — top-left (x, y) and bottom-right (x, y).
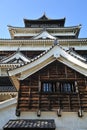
top-left (1, 101), bottom-right (87, 130)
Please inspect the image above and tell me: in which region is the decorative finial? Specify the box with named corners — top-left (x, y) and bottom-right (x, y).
top-left (44, 12), bottom-right (46, 16)
top-left (43, 26), bottom-right (46, 31)
top-left (54, 39), bottom-right (59, 45)
top-left (17, 47), bottom-right (20, 52)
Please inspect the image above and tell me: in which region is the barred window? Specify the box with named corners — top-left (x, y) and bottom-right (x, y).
top-left (41, 81), bottom-right (75, 93)
top-left (60, 82), bottom-right (75, 93)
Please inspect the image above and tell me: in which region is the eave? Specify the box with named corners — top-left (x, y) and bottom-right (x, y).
top-left (0, 97), bottom-right (17, 110)
top-left (0, 92), bottom-right (17, 95)
top-left (0, 38), bottom-right (87, 51)
top-left (0, 64), bottom-right (20, 68)
top-left (32, 30), bottom-right (56, 40)
top-left (8, 25), bottom-right (81, 39)
top-left (8, 44), bottom-right (87, 81)
top-left (24, 15), bottom-right (65, 22)
top-left (0, 51), bottom-right (30, 64)
top-left (23, 15), bottom-right (66, 27)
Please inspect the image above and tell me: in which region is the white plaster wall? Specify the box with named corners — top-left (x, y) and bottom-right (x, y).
top-left (21, 111), bottom-right (87, 130)
top-left (0, 103), bottom-right (87, 130)
top-left (0, 104), bottom-right (17, 130)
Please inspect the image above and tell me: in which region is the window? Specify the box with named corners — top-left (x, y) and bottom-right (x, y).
top-left (60, 82), bottom-right (75, 93)
top-left (42, 83), bottom-right (52, 92)
top-left (41, 81), bottom-right (75, 93)
top-left (41, 82), bottom-right (57, 92)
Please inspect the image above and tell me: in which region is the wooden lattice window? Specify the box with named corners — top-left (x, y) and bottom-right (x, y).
top-left (41, 81), bottom-right (75, 93)
top-left (59, 82), bottom-right (75, 93)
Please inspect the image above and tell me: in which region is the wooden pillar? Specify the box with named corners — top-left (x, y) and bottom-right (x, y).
top-left (85, 78), bottom-right (87, 91)
top-left (75, 81), bottom-right (79, 93)
top-left (16, 109), bottom-right (20, 117)
top-left (38, 74), bottom-right (41, 112)
top-left (10, 76), bottom-right (20, 91)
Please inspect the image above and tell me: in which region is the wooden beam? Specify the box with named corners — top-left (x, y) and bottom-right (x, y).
top-left (9, 76), bottom-right (20, 91)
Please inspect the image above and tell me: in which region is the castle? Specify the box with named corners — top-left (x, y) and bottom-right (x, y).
top-left (0, 14), bottom-right (87, 130)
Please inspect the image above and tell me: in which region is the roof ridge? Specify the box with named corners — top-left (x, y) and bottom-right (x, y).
top-left (32, 29), bottom-right (56, 40)
top-left (0, 50), bottom-right (30, 64)
top-left (67, 47), bottom-right (87, 63)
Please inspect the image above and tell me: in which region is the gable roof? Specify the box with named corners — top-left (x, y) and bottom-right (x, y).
top-left (32, 30), bottom-right (56, 40)
top-left (0, 49), bottom-right (30, 64)
top-left (36, 13), bottom-right (50, 20)
top-left (8, 41), bottom-right (87, 80)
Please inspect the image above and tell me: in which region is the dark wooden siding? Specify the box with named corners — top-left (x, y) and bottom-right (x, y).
top-left (17, 60), bottom-right (87, 114)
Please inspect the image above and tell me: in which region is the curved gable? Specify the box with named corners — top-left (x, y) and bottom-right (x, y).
top-left (8, 44), bottom-right (87, 80)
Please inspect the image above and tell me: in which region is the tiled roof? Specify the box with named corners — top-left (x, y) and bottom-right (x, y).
top-left (8, 41), bottom-right (87, 79)
top-left (0, 50), bottom-right (30, 64)
top-left (11, 43), bottom-right (87, 70)
top-left (0, 86), bottom-right (17, 92)
top-left (3, 119), bottom-right (56, 129)
top-left (67, 47), bottom-right (87, 63)
top-left (9, 44), bottom-right (54, 71)
top-left (32, 30), bottom-right (56, 40)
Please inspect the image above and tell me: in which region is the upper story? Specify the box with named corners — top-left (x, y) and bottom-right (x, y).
top-left (0, 14), bottom-right (87, 64)
top-left (0, 14), bottom-right (86, 56)
top-left (8, 14), bottom-right (81, 40)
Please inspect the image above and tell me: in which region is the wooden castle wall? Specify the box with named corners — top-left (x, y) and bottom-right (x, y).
top-left (16, 60), bottom-right (87, 114)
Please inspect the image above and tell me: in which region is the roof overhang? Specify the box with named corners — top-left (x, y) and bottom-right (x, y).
top-left (32, 30), bottom-right (56, 40)
top-left (0, 97), bottom-right (17, 110)
top-left (8, 44), bottom-right (87, 81)
top-left (0, 51), bottom-right (30, 64)
top-left (8, 25), bottom-right (81, 39)
top-left (24, 14), bottom-right (65, 27)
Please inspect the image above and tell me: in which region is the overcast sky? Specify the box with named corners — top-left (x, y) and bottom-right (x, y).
top-left (0, 0), bottom-right (87, 38)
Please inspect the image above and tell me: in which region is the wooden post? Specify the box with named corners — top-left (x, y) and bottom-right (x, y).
top-left (85, 78), bottom-right (87, 91)
top-left (16, 109), bottom-right (20, 117)
top-left (75, 81), bottom-right (79, 93)
top-left (78, 108), bottom-right (83, 117)
top-left (37, 110), bottom-right (41, 117)
top-left (57, 108), bottom-right (62, 117)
